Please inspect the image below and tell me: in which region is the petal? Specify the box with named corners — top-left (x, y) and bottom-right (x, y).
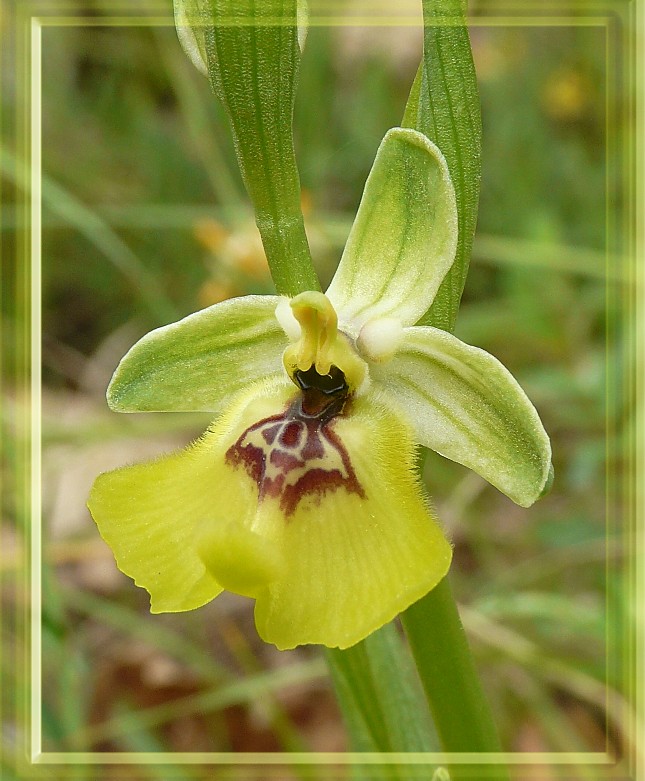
top-left (91, 378), bottom-right (452, 647)
top-left (107, 295), bottom-right (287, 412)
top-left (248, 389), bottom-right (453, 650)
top-left (373, 327), bottom-right (552, 507)
top-left (88, 377), bottom-right (296, 612)
top-left (325, 127), bottom-right (458, 332)
top-left (88, 443), bottom-right (225, 613)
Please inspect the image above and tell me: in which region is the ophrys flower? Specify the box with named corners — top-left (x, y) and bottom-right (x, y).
top-left (88, 128), bottom-right (552, 650)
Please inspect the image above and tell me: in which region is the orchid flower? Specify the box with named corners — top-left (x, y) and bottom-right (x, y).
top-left (88, 128), bottom-right (552, 650)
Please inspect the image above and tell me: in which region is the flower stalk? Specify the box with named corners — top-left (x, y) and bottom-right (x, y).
top-left (175, 0), bottom-right (319, 295)
top-left (402, 579), bottom-right (510, 780)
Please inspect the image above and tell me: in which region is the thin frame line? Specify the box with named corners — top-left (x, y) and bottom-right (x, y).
top-left (35, 751), bottom-right (614, 765)
top-left (29, 14), bottom-right (43, 764)
top-left (27, 5), bottom-right (631, 773)
top-left (33, 15), bottom-right (612, 27)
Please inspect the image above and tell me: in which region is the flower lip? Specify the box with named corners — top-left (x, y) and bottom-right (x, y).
top-left (225, 382), bottom-right (362, 519)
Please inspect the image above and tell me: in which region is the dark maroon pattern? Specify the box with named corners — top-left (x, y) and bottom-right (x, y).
top-left (226, 394), bottom-right (364, 518)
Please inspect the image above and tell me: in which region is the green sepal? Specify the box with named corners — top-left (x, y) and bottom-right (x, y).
top-left (326, 127), bottom-right (458, 333)
top-left (106, 295), bottom-right (286, 412)
top-left (374, 326), bottom-right (552, 507)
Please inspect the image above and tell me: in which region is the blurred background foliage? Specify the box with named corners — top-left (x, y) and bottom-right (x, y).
top-left (1, 0), bottom-right (632, 778)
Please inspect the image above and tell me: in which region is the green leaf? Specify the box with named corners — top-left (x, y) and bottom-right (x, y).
top-left (405, 0), bottom-right (482, 332)
top-left (107, 295), bottom-right (286, 412)
top-left (326, 127), bottom-right (458, 332)
top-left (373, 326), bottom-right (552, 507)
top-left (200, 0), bottom-right (319, 295)
top-left (401, 62), bottom-right (423, 129)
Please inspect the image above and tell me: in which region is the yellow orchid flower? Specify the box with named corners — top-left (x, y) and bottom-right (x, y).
top-left (88, 128), bottom-right (552, 650)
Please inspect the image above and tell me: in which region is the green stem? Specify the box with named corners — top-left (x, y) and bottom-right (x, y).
top-left (202, 0), bottom-right (321, 296)
top-left (254, 211), bottom-right (320, 296)
top-left (325, 623), bottom-right (437, 754)
top-left (401, 577), bottom-right (510, 780)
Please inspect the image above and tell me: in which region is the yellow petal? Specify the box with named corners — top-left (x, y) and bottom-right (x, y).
top-left (90, 377), bottom-right (452, 649)
top-left (87, 378), bottom-right (295, 612)
top-left (196, 521), bottom-right (285, 599)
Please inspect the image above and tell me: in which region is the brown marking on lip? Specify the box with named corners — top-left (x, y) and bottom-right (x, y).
top-left (270, 449), bottom-right (303, 472)
top-left (301, 430), bottom-right (325, 461)
top-left (261, 423), bottom-right (281, 445)
top-left (280, 467), bottom-right (348, 517)
top-left (279, 421), bottom-right (303, 449)
top-left (226, 388), bottom-right (364, 517)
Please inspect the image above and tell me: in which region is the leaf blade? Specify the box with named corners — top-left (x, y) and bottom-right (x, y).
top-left (407, 1), bottom-right (482, 332)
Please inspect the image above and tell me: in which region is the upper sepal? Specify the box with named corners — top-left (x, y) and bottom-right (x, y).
top-left (325, 127), bottom-right (458, 333)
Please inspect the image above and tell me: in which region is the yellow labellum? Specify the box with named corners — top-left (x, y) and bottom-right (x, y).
top-left (89, 379), bottom-right (453, 649)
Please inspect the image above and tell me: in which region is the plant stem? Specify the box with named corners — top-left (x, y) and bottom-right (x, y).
top-left (202, 0), bottom-right (321, 296)
top-left (401, 577), bottom-right (510, 780)
top-left (325, 623), bottom-right (437, 754)
top-left (255, 211), bottom-right (320, 296)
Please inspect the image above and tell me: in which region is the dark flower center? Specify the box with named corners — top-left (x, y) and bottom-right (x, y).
top-left (294, 365), bottom-right (347, 395)
top-left (294, 365), bottom-right (348, 419)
